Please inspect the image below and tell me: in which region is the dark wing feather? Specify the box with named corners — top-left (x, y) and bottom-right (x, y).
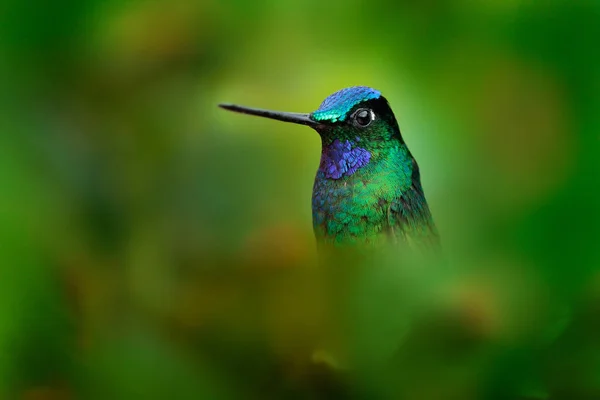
top-left (388, 159), bottom-right (440, 251)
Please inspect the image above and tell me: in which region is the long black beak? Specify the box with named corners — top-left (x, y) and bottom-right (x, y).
top-left (219, 103), bottom-right (319, 127)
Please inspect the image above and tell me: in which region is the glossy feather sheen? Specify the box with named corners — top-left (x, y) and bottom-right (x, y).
top-left (313, 144), bottom-right (412, 242)
top-left (310, 87), bottom-right (438, 248)
top-left (220, 86), bottom-right (439, 249)
top-left (312, 133), bottom-right (438, 247)
top-left (312, 86), bottom-right (381, 123)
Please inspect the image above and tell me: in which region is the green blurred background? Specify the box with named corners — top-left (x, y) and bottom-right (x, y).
top-left (1, 0), bottom-right (599, 398)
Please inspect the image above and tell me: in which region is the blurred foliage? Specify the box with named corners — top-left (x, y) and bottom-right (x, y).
top-left (0, 0), bottom-right (599, 398)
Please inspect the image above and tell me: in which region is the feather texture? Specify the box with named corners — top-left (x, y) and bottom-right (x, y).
top-left (310, 88), bottom-right (439, 249)
top-left (220, 86), bottom-right (439, 250)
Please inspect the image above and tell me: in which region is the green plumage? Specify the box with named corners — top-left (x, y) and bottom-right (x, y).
top-left (219, 86), bottom-right (439, 251)
top-left (311, 97), bottom-right (438, 249)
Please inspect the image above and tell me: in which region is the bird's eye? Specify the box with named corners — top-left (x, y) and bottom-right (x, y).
top-left (353, 108), bottom-right (374, 127)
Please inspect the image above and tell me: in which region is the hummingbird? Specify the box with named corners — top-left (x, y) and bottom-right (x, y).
top-left (219, 86), bottom-right (439, 250)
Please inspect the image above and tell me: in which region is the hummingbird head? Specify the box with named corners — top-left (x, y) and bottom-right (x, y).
top-left (309, 86), bottom-right (404, 147)
top-left (219, 86), bottom-right (403, 143)
top-left (219, 86), bottom-right (409, 179)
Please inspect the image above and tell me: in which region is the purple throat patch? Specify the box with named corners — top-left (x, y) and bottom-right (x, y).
top-left (319, 139), bottom-right (371, 179)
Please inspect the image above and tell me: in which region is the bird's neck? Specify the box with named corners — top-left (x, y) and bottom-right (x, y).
top-left (312, 142), bottom-right (419, 245)
top-left (317, 137), bottom-right (412, 182)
